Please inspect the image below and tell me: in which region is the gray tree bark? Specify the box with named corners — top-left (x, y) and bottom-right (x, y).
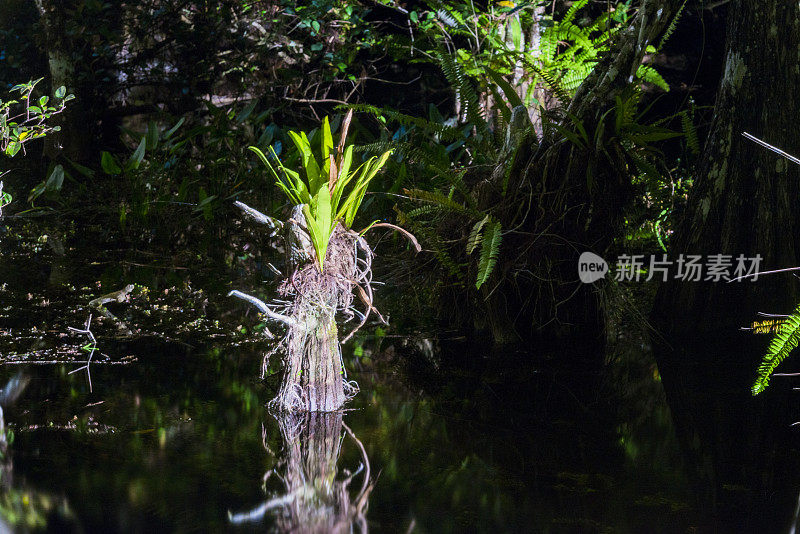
top-left (654, 1), bottom-right (800, 335)
top-left (34, 0), bottom-right (88, 162)
top-left (651, 1), bottom-right (800, 519)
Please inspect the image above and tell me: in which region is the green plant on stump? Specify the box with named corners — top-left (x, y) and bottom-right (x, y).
top-left (230, 111), bottom-right (409, 412)
top-left (248, 112), bottom-right (392, 272)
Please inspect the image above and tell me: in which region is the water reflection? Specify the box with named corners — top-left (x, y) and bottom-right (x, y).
top-left (0, 372), bottom-right (75, 531)
top-left (230, 411), bottom-right (372, 532)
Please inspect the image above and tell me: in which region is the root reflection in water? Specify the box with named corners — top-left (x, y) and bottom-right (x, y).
top-left (229, 410), bottom-right (372, 532)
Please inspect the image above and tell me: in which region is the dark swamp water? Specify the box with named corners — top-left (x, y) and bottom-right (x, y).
top-left (2, 216), bottom-right (800, 533)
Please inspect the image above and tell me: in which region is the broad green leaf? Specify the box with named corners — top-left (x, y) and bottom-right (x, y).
top-left (331, 145), bottom-right (355, 213)
top-left (55, 86), bottom-right (66, 98)
top-left (101, 151), bottom-right (122, 175)
top-left (146, 121), bottom-right (159, 150)
top-left (288, 130), bottom-right (322, 191)
top-left (508, 15), bottom-right (522, 51)
top-left (126, 137), bottom-right (147, 171)
top-left (321, 116), bottom-right (334, 162)
top-left (5, 142), bottom-right (21, 157)
top-left (28, 164), bottom-right (64, 202)
top-left (46, 164), bottom-right (64, 191)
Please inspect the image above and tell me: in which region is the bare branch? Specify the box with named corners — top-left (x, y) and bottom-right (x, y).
top-left (228, 290), bottom-right (297, 329)
top-left (233, 201), bottom-right (282, 235)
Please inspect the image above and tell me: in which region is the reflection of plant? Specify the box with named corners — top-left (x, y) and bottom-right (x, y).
top-left (229, 412), bottom-right (371, 531)
top-left (249, 112), bottom-right (392, 271)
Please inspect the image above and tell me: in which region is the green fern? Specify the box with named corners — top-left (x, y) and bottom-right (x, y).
top-left (396, 206), bottom-right (465, 280)
top-left (680, 107), bottom-right (700, 155)
top-left (636, 65), bottom-right (669, 92)
top-left (466, 215), bottom-right (489, 255)
top-left (659, 0), bottom-right (687, 50)
top-left (407, 205), bottom-right (442, 219)
top-left (475, 220), bottom-right (502, 289)
top-left (347, 103), bottom-right (465, 143)
top-left (562, 0), bottom-right (590, 25)
top-left (437, 48), bottom-right (492, 141)
top-left (752, 303), bottom-right (800, 395)
top-left (405, 188), bottom-right (479, 217)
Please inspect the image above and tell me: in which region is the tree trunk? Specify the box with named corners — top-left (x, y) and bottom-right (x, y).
top-left (480, 0), bottom-right (687, 345)
top-left (651, 1), bottom-right (800, 521)
top-left (654, 1), bottom-right (800, 335)
top-left (34, 0), bottom-right (89, 162)
top-left (269, 212), bottom-right (359, 413)
top-left (277, 291), bottom-right (346, 413)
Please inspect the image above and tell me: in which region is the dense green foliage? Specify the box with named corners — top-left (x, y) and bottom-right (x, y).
top-left (0, 0), bottom-right (700, 335)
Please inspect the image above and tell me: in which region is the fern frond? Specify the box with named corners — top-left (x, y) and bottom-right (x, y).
top-left (475, 220), bottom-right (502, 289)
top-left (358, 140), bottom-right (452, 176)
top-left (753, 303), bottom-right (800, 395)
top-left (749, 318), bottom-right (789, 335)
top-left (680, 109), bottom-right (700, 155)
top-left (526, 61), bottom-right (572, 104)
top-left (466, 215), bottom-right (489, 255)
top-left (562, 0), bottom-right (589, 25)
top-left (396, 206), bottom-right (465, 280)
top-left (405, 188), bottom-right (478, 216)
top-left (436, 49), bottom-right (490, 139)
top-left (659, 0), bottom-right (687, 50)
top-left (347, 104), bottom-right (465, 143)
top-left (636, 65), bottom-right (669, 92)
top-left (407, 205), bottom-right (444, 219)
top-left (556, 22), bottom-right (595, 53)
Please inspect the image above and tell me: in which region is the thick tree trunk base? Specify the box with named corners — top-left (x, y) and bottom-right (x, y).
top-left (268, 224), bottom-right (364, 413)
top-left (272, 301), bottom-right (347, 413)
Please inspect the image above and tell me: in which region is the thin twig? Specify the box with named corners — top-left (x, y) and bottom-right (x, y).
top-left (728, 266), bottom-right (800, 283)
top-left (742, 131), bottom-right (800, 166)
